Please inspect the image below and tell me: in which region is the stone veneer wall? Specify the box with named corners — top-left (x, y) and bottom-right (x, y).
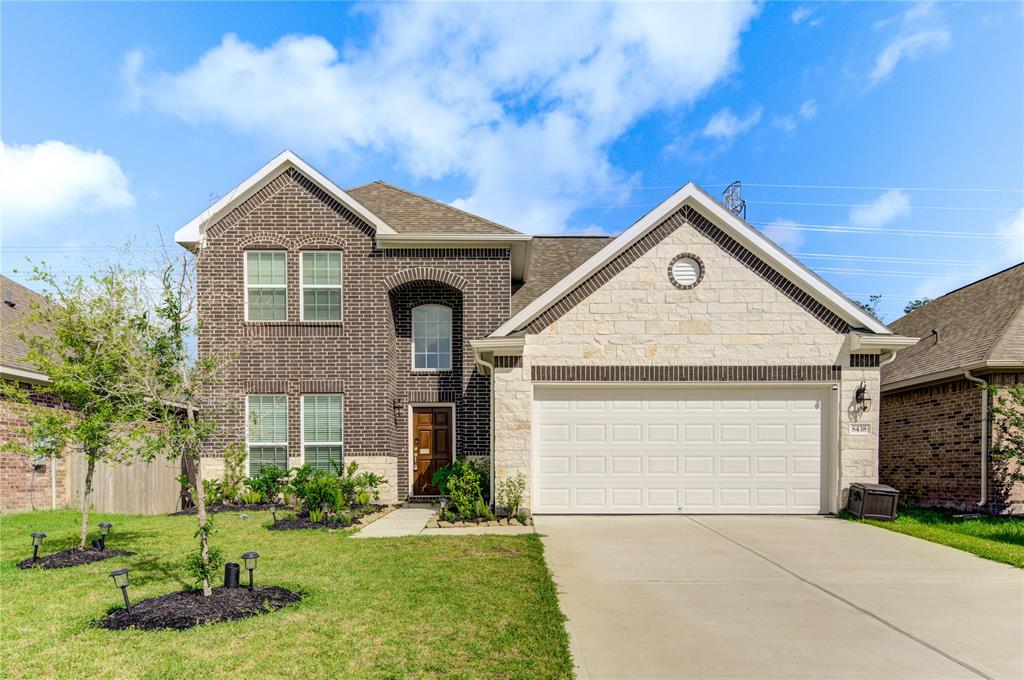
top-left (494, 211), bottom-right (879, 512)
top-left (195, 169), bottom-right (509, 499)
top-left (880, 373), bottom-right (1024, 513)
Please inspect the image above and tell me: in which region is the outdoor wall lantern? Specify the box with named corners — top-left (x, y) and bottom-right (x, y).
top-left (855, 381), bottom-right (872, 412)
top-left (97, 523), bottom-right (112, 551)
top-left (109, 568), bottom-right (131, 612)
top-left (242, 551), bottom-right (260, 592)
top-left (30, 532), bottom-right (46, 563)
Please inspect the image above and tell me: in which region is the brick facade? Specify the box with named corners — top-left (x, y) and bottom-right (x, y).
top-left (196, 169), bottom-right (509, 500)
top-left (880, 373), bottom-right (1024, 513)
top-left (0, 383), bottom-right (71, 513)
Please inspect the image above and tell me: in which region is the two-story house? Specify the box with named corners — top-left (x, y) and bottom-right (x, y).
top-left (175, 151), bottom-right (915, 513)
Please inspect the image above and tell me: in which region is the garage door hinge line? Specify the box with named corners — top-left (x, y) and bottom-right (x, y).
top-left (686, 517), bottom-right (996, 680)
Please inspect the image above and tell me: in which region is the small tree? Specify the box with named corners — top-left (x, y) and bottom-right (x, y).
top-left (854, 294), bottom-right (884, 321)
top-left (989, 382), bottom-right (1024, 484)
top-left (15, 266), bottom-right (151, 548)
top-left (903, 298), bottom-right (931, 314)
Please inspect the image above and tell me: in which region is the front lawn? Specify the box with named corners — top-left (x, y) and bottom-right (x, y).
top-left (0, 509), bottom-right (572, 679)
top-left (845, 507), bottom-right (1024, 568)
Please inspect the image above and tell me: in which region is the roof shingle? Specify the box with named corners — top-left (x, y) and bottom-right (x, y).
top-left (347, 181), bottom-right (521, 235)
top-left (511, 236), bottom-right (614, 314)
top-left (0, 275), bottom-right (52, 374)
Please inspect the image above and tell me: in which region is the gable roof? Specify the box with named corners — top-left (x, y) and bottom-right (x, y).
top-left (347, 181), bottom-right (521, 235)
top-left (174, 150), bottom-right (396, 247)
top-left (511, 236), bottom-right (613, 314)
top-left (882, 262), bottom-right (1024, 389)
top-left (492, 182), bottom-right (899, 338)
top-left (0, 275), bottom-right (52, 381)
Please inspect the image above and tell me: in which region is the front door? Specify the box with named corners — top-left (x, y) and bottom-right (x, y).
top-left (412, 406), bottom-right (452, 495)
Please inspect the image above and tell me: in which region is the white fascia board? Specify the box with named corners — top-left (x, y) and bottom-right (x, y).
top-left (850, 333), bottom-right (920, 352)
top-left (376, 233), bottom-right (533, 280)
top-left (0, 365), bottom-right (49, 384)
top-left (881, 360), bottom-right (1024, 393)
top-left (492, 183), bottom-right (893, 337)
top-left (470, 337), bottom-right (525, 355)
top-left (174, 150), bottom-right (396, 247)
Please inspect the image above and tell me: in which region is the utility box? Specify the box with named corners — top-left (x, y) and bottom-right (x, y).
top-left (847, 483), bottom-right (899, 521)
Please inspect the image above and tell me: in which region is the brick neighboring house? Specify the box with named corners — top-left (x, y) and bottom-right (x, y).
top-left (176, 150), bottom-right (917, 513)
top-left (880, 263), bottom-right (1024, 514)
top-left (0, 275), bottom-right (70, 512)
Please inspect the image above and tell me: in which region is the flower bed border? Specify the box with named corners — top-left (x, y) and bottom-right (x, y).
top-left (94, 585), bottom-right (301, 631)
top-left (18, 548), bottom-right (134, 570)
top-left (425, 513), bottom-right (533, 529)
top-left (266, 505), bottom-right (396, 532)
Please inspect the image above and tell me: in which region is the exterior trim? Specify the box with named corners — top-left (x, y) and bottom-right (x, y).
top-left (383, 267), bottom-right (469, 292)
top-left (531, 364), bottom-right (842, 383)
top-left (494, 356), bottom-right (522, 368)
top-left (0, 365), bottom-right (49, 384)
top-left (667, 253), bottom-right (705, 290)
top-left (881, 361), bottom-right (1024, 394)
top-left (492, 183), bottom-right (892, 337)
top-left (850, 354), bottom-right (881, 368)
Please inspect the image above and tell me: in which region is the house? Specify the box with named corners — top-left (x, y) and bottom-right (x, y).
top-left (0, 275), bottom-right (70, 512)
top-left (880, 264), bottom-right (1024, 514)
top-left (175, 150), bottom-right (916, 513)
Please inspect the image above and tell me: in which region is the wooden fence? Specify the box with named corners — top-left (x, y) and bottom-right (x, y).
top-left (66, 450), bottom-right (183, 515)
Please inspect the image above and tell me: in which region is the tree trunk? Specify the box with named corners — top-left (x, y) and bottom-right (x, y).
top-left (79, 455), bottom-right (96, 549)
top-left (189, 405), bottom-right (212, 597)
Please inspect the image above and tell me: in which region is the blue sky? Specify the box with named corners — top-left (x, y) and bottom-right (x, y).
top-left (2, 1), bottom-right (1021, 322)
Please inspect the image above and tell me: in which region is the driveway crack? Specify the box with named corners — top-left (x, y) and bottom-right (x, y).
top-left (686, 517), bottom-right (995, 680)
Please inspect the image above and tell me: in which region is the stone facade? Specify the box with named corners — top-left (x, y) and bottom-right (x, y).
top-left (880, 373), bottom-right (1024, 513)
top-left (493, 209), bottom-right (879, 512)
top-left (195, 169), bottom-right (509, 500)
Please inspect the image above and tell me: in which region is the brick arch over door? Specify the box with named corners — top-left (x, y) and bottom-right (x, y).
top-left (384, 267), bottom-right (469, 292)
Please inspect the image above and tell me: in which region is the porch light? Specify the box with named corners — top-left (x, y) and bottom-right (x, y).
top-left (30, 532), bottom-right (46, 563)
top-left (97, 522), bottom-right (112, 551)
top-left (854, 381), bottom-right (872, 412)
top-left (109, 568), bottom-right (131, 612)
top-left (242, 551), bottom-right (260, 592)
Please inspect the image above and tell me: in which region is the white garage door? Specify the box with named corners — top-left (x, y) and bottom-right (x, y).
top-left (534, 386), bottom-right (826, 514)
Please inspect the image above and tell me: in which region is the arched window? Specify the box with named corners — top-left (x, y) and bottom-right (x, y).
top-left (412, 304), bottom-right (452, 370)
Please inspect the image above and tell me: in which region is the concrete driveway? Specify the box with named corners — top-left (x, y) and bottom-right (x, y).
top-left (536, 516), bottom-right (1023, 680)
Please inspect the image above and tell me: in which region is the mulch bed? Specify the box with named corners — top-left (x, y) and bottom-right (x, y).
top-left (266, 505), bottom-right (394, 531)
top-left (95, 585), bottom-right (301, 631)
top-left (428, 514), bottom-right (534, 529)
top-left (18, 547), bottom-right (134, 570)
top-left (170, 502), bottom-right (288, 516)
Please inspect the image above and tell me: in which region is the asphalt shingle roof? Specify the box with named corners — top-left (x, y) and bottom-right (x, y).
top-left (511, 236), bottom-right (614, 314)
top-left (0, 275), bottom-right (52, 374)
top-left (882, 262), bottom-right (1024, 386)
top-left (347, 181), bottom-right (522, 235)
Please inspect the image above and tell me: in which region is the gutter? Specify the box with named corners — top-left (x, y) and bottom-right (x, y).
top-left (963, 370), bottom-right (989, 508)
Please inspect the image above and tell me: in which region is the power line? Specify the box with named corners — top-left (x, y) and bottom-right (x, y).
top-left (793, 252), bottom-right (991, 266)
top-left (748, 199), bottom-right (1020, 212)
top-left (752, 221), bottom-right (1019, 239)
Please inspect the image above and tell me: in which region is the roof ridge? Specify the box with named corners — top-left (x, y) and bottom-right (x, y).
top-left (366, 181), bottom-right (521, 234)
top-left (931, 261), bottom-right (1024, 302)
top-left (343, 179), bottom-right (385, 193)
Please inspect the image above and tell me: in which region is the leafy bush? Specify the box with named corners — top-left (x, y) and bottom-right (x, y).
top-left (185, 546), bottom-right (224, 590)
top-left (497, 473), bottom-right (526, 518)
top-left (247, 465), bottom-right (288, 502)
top-left (308, 508), bottom-right (326, 524)
top-left (239, 489), bottom-right (263, 505)
top-left (221, 443), bottom-right (247, 503)
top-left (299, 474), bottom-right (343, 513)
top-left (514, 510), bottom-right (530, 525)
top-left (441, 459), bottom-right (489, 520)
top-left (202, 479), bottom-right (224, 505)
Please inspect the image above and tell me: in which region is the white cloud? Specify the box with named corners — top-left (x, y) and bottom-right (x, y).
top-left (848, 189), bottom-right (911, 229)
top-left (124, 3), bottom-right (759, 233)
top-left (772, 99), bottom-right (817, 132)
top-left (790, 6), bottom-right (822, 27)
top-left (868, 3), bottom-right (950, 88)
top-left (760, 218), bottom-right (805, 251)
top-left (0, 140), bottom-right (134, 236)
top-left (702, 106), bottom-right (763, 142)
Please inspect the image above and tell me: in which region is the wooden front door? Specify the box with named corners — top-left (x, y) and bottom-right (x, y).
top-left (412, 407), bottom-right (452, 495)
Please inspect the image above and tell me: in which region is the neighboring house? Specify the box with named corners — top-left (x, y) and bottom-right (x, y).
top-left (175, 150), bottom-right (915, 513)
top-left (0, 275), bottom-right (69, 512)
top-left (880, 264), bottom-right (1024, 514)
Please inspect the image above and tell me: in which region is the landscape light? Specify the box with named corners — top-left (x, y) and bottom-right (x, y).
top-left (109, 568), bottom-right (131, 612)
top-left (30, 532), bottom-right (46, 563)
top-left (97, 522), bottom-right (112, 551)
top-left (242, 551), bottom-right (260, 592)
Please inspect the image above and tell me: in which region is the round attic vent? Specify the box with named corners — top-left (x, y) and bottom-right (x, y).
top-left (668, 254), bottom-right (704, 290)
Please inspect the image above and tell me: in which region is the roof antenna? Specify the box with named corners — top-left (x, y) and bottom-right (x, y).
top-left (3, 288), bottom-right (14, 308)
top-left (722, 181), bottom-right (746, 219)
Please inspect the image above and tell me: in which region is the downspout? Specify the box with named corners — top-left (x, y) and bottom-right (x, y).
top-left (963, 370), bottom-right (989, 508)
top-left (476, 353), bottom-right (496, 509)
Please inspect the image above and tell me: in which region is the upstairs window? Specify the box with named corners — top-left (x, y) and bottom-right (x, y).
top-left (245, 251), bottom-right (287, 321)
top-left (301, 251), bottom-right (343, 321)
top-left (412, 304), bottom-right (452, 371)
top-left (302, 395), bottom-right (343, 471)
top-left (246, 395), bottom-right (288, 475)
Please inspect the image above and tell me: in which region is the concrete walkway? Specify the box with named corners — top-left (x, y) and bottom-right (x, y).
top-left (537, 515), bottom-right (1024, 680)
top-left (352, 505), bottom-right (536, 537)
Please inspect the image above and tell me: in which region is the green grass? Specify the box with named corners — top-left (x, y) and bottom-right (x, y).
top-left (0, 509), bottom-right (573, 679)
top-left (845, 507), bottom-right (1024, 568)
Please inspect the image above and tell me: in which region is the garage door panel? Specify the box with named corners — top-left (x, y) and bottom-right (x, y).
top-left (534, 386), bottom-right (825, 514)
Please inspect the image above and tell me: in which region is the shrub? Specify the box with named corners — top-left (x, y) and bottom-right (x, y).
top-left (497, 473), bottom-right (526, 518)
top-left (185, 546), bottom-right (224, 590)
top-left (299, 474), bottom-right (342, 513)
top-left (220, 443), bottom-right (247, 503)
top-left (308, 508), bottom-right (326, 524)
top-left (443, 459), bottom-right (489, 520)
top-left (202, 479), bottom-right (224, 505)
top-left (239, 489), bottom-right (263, 505)
top-left (247, 465), bottom-right (288, 502)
